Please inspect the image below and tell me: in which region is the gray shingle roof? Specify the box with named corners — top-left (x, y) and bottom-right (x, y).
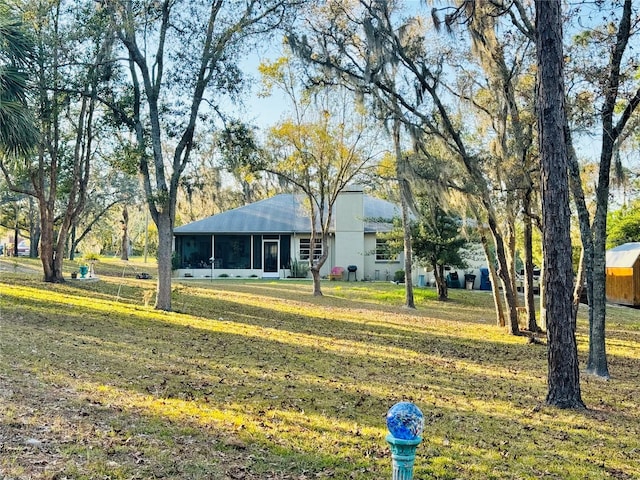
top-left (174, 193), bottom-right (401, 235)
top-left (606, 242), bottom-right (640, 268)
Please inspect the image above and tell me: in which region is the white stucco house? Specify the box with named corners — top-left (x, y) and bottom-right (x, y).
top-left (172, 187), bottom-right (404, 280)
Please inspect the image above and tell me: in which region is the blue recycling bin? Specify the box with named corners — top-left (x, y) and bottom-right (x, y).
top-left (479, 267), bottom-right (491, 290)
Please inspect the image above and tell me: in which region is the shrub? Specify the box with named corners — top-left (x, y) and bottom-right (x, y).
top-left (171, 252), bottom-right (181, 271)
top-left (83, 252), bottom-right (100, 262)
top-left (394, 269), bottom-right (405, 283)
top-left (289, 259), bottom-right (310, 278)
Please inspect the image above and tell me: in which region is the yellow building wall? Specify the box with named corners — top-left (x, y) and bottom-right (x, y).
top-left (606, 262), bottom-right (640, 306)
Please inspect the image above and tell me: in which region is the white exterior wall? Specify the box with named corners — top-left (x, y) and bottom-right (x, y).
top-left (334, 231), bottom-right (364, 278)
top-left (333, 189), bottom-right (365, 279)
top-left (363, 233), bottom-right (403, 281)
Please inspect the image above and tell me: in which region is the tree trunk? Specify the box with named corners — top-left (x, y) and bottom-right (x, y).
top-left (587, 57), bottom-right (619, 379)
top-left (39, 216), bottom-right (54, 280)
top-left (573, 247), bottom-right (586, 319)
top-left (31, 227), bottom-right (41, 260)
top-left (38, 195), bottom-right (65, 282)
top-left (307, 221), bottom-right (329, 297)
top-left (28, 198), bottom-right (38, 257)
top-left (479, 226), bottom-right (505, 327)
top-left (311, 267), bottom-right (323, 296)
top-left (53, 235), bottom-right (65, 281)
top-left (492, 234), bottom-right (520, 334)
top-left (13, 220), bottom-right (19, 257)
top-left (121, 205), bottom-right (129, 261)
top-left (504, 209), bottom-right (519, 306)
top-left (394, 118), bottom-right (415, 309)
top-left (69, 225), bottom-right (77, 261)
top-left (433, 261), bottom-right (447, 301)
top-left (539, 256), bottom-right (547, 331)
top-left (536, 0), bottom-right (585, 409)
top-left (155, 212), bottom-right (173, 310)
top-left (400, 188), bottom-right (415, 309)
top-left (566, 124), bottom-right (597, 366)
top-left (523, 189), bottom-right (539, 332)
top-left (588, 240), bottom-right (609, 377)
top-left (478, 199), bottom-right (520, 333)
top-left (564, 77), bottom-right (610, 380)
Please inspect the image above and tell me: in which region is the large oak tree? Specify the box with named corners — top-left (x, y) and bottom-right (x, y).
top-left (103, 0), bottom-right (301, 310)
top-left (565, 0), bottom-right (640, 378)
top-left (2, 0), bottom-right (112, 283)
top-left (288, 0), bottom-right (525, 332)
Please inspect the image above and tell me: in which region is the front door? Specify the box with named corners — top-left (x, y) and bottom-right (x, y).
top-left (263, 240), bottom-right (279, 278)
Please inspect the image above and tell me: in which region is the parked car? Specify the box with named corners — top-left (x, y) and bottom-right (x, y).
top-left (16, 241), bottom-right (30, 257)
top-left (516, 268), bottom-right (540, 294)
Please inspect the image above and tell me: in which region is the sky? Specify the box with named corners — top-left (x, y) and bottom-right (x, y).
top-left (237, 1), bottom-right (427, 132)
top-left (234, 0), bottom-right (639, 176)
top-left (233, 40), bottom-right (288, 131)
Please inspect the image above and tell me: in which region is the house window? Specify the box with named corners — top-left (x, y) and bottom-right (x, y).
top-left (299, 238), bottom-right (323, 261)
top-left (376, 237), bottom-right (397, 261)
top-left (214, 235), bottom-right (251, 269)
top-left (175, 235), bottom-right (212, 268)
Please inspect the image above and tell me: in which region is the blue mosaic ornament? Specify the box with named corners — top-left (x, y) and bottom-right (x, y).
top-left (386, 402), bottom-right (424, 440)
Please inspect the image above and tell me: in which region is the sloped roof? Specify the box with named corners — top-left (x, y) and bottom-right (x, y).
top-left (606, 242), bottom-right (640, 268)
top-left (174, 193), bottom-right (401, 235)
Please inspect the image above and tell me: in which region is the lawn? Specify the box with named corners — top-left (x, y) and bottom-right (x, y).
top-left (1, 258), bottom-right (639, 479)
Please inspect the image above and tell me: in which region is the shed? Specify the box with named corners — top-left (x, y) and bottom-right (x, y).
top-left (605, 242), bottom-right (640, 306)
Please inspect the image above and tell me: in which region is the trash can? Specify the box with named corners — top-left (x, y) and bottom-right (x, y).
top-left (418, 274), bottom-right (425, 287)
top-left (446, 272), bottom-right (460, 288)
top-left (464, 274), bottom-right (476, 290)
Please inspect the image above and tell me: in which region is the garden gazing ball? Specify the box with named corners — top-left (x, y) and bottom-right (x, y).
top-left (386, 402), bottom-right (424, 440)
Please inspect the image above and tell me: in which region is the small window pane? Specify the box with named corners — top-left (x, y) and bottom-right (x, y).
top-left (376, 237), bottom-right (397, 261)
top-left (299, 238), bottom-right (322, 260)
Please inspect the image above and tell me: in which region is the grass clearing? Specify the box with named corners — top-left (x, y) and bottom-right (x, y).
top-left (1, 259), bottom-right (639, 479)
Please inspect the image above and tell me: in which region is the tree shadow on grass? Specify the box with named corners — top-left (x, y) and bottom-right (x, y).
top-left (2, 310), bottom-right (638, 480)
top-left (2, 282), bottom-right (640, 479)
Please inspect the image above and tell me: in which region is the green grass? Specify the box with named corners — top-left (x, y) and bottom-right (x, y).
top-left (1, 259), bottom-right (639, 479)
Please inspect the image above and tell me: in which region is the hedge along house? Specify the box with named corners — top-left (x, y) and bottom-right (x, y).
top-left (605, 242), bottom-right (640, 307)
top-left (172, 187), bottom-right (404, 280)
